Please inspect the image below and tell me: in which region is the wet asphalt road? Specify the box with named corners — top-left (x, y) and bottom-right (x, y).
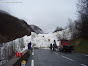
top-left (26, 49), bottom-right (88, 66)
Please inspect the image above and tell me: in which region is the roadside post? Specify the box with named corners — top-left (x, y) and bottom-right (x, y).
top-left (21, 60), bottom-right (26, 66)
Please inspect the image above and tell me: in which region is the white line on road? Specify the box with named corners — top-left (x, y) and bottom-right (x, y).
top-left (31, 60), bottom-right (34, 66)
top-left (32, 52), bottom-right (34, 55)
top-left (53, 52), bottom-right (74, 62)
top-left (81, 64), bottom-right (87, 66)
top-left (62, 55), bottom-right (74, 61)
top-left (85, 54), bottom-right (88, 56)
top-left (53, 52), bottom-right (59, 55)
top-left (33, 49), bottom-right (34, 51)
top-left (33, 48), bottom-right (34, 51)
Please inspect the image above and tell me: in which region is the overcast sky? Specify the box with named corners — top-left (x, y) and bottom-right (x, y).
top-left (0, 0), bottom-right (78, 33)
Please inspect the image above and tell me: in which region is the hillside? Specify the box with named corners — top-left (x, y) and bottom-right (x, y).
top-left (69, 38), bottom-right (88, 54)
top-left (0, 11), bottom-right (34, 43)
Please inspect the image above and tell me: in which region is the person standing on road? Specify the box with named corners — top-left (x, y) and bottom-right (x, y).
top-left (54, 40), bottom-right (57, 48)
top-left (53, 40), bottom-right (57, 51)
top-left (28, 42), bottom-right (31, 54)
top-left (50, 43), bottom-right (52, 50)
top-left (29, 42), bottom-right (31, 48)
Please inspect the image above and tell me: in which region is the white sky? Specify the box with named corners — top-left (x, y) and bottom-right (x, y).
top-left (0, 0), bottom-right (78, 33)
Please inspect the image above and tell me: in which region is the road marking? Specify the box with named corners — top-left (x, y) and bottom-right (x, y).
top-left (81, 64), bottom-right (87, 66)
top-left (31, 60), bottom-right (34, 66)
top-left (53, 52), bottom-right (58, 55)
top-left (53, 52), bottom-right (74, 61)
top-left (85, 54), bottom-right (88, 56)
top-left (32, 52), bottom-right (34, 55)
top-left (62, 55), bottom-right (74, 61)
top-left (33, 49), bottom-right (34, 51)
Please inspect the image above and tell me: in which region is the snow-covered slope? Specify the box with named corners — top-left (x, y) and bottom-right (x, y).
top-left (0, 11), bottom-right (34, 43)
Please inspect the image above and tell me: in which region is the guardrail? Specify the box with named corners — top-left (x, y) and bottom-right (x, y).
top-left (0, 37), bottom-right (25, 66)
top-left (3, 49), bottom-right (28, 66)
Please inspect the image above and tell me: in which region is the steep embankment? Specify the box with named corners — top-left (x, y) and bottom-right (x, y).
top-left (69, 38), bottom-right (88, 54)
top-left (0, 11), bottom-right (34, 43)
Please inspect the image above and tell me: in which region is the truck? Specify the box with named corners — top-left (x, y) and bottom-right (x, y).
top-left (57, 39), bottom-right (74, 52)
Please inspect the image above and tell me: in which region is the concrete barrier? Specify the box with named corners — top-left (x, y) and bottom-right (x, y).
top-left (3, 49), bottom-right (28, 66)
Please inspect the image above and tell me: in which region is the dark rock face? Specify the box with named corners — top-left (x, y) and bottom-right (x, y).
top-left (0, 10), bottom-right (34, 43)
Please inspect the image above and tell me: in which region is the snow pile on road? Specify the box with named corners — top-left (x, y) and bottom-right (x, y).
top-left (31, 32), bottom-right (49, 48)
top-left (31, 28), bottom-right (71, 48)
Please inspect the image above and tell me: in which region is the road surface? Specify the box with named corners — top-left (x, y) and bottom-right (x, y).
top-left (26, 49), bottom-right (88, 66)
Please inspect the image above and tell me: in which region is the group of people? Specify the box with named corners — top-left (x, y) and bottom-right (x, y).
top-left (28, 40), bottom-right (57, 51)
top-left (50, 40), bottom-right (57, 51)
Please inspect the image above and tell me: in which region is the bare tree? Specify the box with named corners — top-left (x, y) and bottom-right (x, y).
top-left (76, 0), bottom-right (88, 39)
top-left (67, 18), bottom-right (77, 39)
top-left (57, 33), bottom-right (62, 40)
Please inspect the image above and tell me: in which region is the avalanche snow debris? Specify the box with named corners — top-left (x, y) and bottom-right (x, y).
top-left (31, 29), bottom-right (71, 48)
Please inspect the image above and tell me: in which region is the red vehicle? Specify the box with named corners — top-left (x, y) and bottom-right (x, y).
top-left (57, 39), bottom-right (74, 52)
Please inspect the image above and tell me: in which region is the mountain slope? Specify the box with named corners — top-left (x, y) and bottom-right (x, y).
top-left (0, 11), bottom-right (34, 43)
top-left (30, 25), bottom-right (44, 34)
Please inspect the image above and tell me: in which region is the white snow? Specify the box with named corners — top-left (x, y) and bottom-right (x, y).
top-left (30, 29), bottom-right (71, 48)
top-left (0, 35), bottom-right (31, 65)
